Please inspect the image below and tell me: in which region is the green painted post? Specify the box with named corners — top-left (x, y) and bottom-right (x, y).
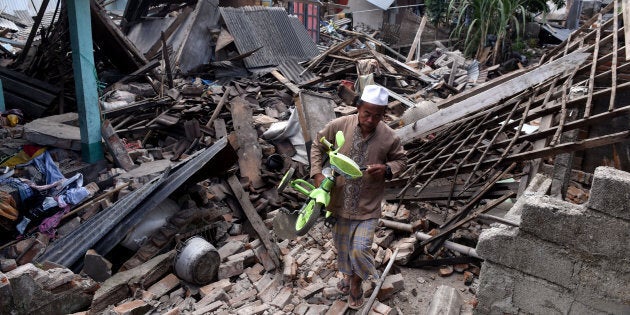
top-left (0, 79), bottom-right (5, 112)
top-left (66, 0), bottom-right (103, 163)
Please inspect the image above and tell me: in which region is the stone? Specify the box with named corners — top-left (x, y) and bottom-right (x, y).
top-left (425, 285), bottom-right (463, 315)
top-left (81, 249), bottom-right (113, 282)
top-left (3, 263), bottom-right (97, 315)
top-left (438, 266), bottom-right (454, 277)
top-left (587, 166), bottom-right (630, 220)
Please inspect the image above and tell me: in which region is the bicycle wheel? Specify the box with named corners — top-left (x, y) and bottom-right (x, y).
top-left (295, 200), bottom-right (322, 236)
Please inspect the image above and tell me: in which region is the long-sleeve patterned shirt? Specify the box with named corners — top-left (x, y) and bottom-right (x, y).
top-left (310, 114), bottom-right (407, 220)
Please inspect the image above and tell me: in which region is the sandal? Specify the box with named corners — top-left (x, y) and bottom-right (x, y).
top-left (336, 278), bottom-right (350, 295)
top-left (347, 287), bottom-right (364, 310)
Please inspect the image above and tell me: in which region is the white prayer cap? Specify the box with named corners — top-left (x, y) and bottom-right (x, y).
top-left (360, 85), bottom-right (388, 106)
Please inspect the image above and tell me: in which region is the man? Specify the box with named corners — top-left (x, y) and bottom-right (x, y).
top-left (310, 85), bottom-right (407, 309)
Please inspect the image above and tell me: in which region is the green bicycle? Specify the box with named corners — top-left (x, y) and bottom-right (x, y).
top-left (273, 131), bottom-right (364, 238)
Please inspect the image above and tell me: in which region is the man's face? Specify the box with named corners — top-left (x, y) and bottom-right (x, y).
top-left (357, 102), bottom-right (386, 133)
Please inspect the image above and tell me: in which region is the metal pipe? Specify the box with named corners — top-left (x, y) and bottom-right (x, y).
top-left (360, 247), bottom-right (399, 315)
top-left (379, 218), bottom-right (413, 232)
top-left (415, 232), bottom-right (480, 259)
top-left (476, 214), bottom-right (519, 227)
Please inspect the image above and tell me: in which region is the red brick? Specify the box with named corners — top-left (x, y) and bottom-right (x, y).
top-left (112, 300), bottom-right (151, 315)
top-left (298, 282), bottom-right (325, 299)
top-left (270, 287), bottom-right (293, 308)
top-left (325, 300), bottom-right (348, 315)
top-left (147, 273), bottom-right (180, 297)
top-left (199, 278), bottom-right (233, 297)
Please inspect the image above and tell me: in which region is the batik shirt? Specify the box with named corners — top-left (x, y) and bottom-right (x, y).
top-left (310, 114), bottom-right (407, 220)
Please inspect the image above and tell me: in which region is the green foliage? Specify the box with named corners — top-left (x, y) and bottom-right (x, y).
top-left (448, 0), bottom-right (548, 59)
top-left (425, 0), bottom-right (449, 25)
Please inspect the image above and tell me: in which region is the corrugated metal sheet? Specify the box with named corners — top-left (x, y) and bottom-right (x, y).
top-left (288, 15), bottom-right (318, 59)
top-left (220, 6), bottom-right (273, 68)
top-left (0, 17), bottom-right (20, 31)
top-left (245, 7), bottom-right (291, 61)
top-left (1, 0), bottom-right (59, 23)
top-left (220, 6), bottom-right (318, 69)
top-left (277, 59), bottom-right (317, 85)
top-left (367, 0), bottom-right (394, 10)
top-left (268, 8), bottom-right (306, 60)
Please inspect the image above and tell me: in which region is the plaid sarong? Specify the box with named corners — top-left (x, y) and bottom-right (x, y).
top-left (333, 217), bottom-right (378, 280)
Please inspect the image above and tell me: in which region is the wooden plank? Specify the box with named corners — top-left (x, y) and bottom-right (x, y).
top-left (609, 2), bottom-right (619, 111)
top-left (296, 91), bottom-right (337, 143)
top-left (406, 15), bottom-right (428, 63)
top-left (216, 27), bottom-right (235, 52)
top-left (145, 6), bottom-right (193, 59)
top-left (584, 13), bottom-right (602, 118)
top-left (624, 0), bottom-right (630, 61)
top-left (227, 175), bottom-right (281, 269)
top-left (102, 119), bottom-right (136, 171)
top-left (214, 118), bottom-right (227, 139)
top-left (396, 52), bottom-right (590, 144)
top-left (271, 70), bottom-right (300, 95)
top-left (206, 86), bottom-right (232, 128)
top-left (368, 47), bottom-right (397, 73)
top-left (230, 96), bottom-right (264, 189)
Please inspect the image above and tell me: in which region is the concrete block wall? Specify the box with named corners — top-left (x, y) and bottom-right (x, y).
top-left (474, 167), bottom-right (630, 314)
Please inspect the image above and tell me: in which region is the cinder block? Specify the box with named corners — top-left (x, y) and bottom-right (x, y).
top-left (575, 261), bottom-right (630, 309)
top-left (520, 196), bottom-right (630, 259)
top-left (587, 166), bottom-right (630, 220)
top-left (476, 225), bottom-right (577, 288)
top-left (476, 262), bottom-right (573, 315)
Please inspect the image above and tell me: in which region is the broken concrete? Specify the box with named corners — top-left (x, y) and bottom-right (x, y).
top-left (1, 263), bottom-right (98, 315)
top-left (475, 167), bottom-right (630, 314)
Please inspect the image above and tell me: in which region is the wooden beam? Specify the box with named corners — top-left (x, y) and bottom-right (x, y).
top-left (624, 0), bottom-right (630, 61)
top-left (406, 15), bottom-right (427, 63)
top-left (230, 96), bottom-right (265, 189)
top-left (396, 52), bottom-right (590, 144)
top-left (271, 70), bottom-right (300, 95)
top-left (145, 6), bottom-right (193, 59)
top-left (227, 175), bottom-right (281, 269)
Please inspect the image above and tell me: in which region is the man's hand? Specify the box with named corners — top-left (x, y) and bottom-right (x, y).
top-left (366, 164), bottom-right (387, 177)
top-left (313, 173), bottom-right (325, 187)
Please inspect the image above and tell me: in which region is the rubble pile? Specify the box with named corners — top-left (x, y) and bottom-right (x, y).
top-left (1, 0), bottom-right (629, 314)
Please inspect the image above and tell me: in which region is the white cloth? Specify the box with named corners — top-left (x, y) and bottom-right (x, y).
top-left (360, 85), bottom-right (388, 106)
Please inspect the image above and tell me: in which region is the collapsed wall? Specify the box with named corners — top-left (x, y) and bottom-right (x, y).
top-left (474, 166), bottom-right (630, 314)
